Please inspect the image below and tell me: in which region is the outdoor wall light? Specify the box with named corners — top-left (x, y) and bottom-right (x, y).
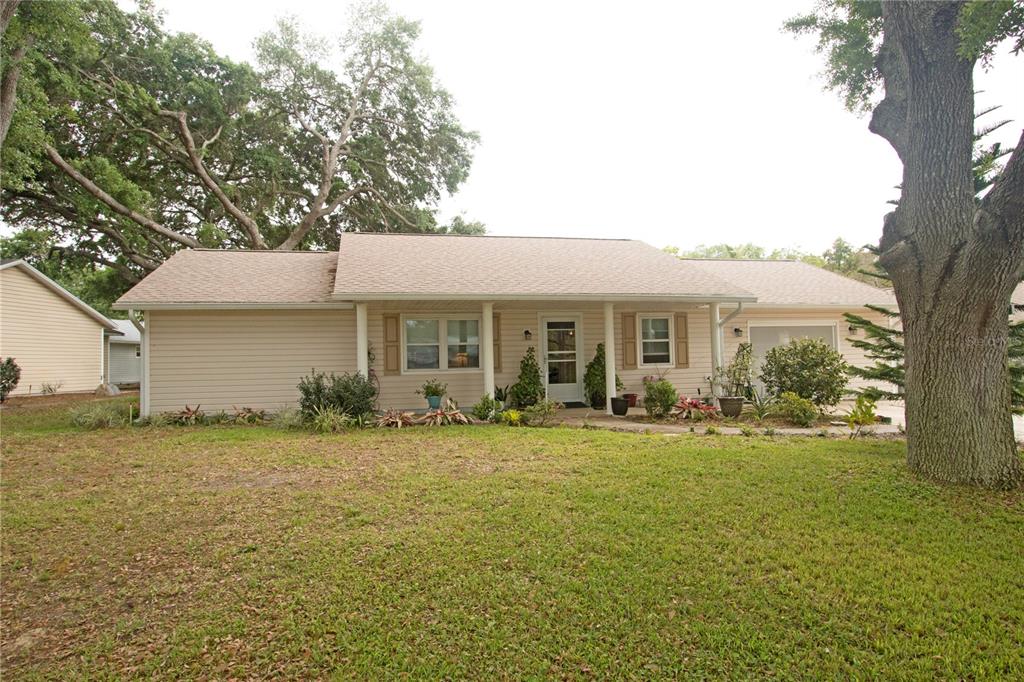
top-left (848, 325), bottom-right (858, 334)
top-left (733, 327), bottom-right (743, 337)
top-left (523, 329), bottom-right (532, 341)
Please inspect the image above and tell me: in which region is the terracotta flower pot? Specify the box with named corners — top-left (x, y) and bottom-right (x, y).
top-left (623, 393), bottom-right (638, 407)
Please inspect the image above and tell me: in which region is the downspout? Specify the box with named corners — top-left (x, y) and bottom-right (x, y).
top-left (129, 309), bottom-right (148, 418)
top-left (709, 302), bottom-right (744, 397)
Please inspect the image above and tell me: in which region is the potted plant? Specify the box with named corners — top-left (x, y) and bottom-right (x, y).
top-left (715, 343), bottom-right (753, 418)
top-left (583, 343), bottom-right (625, 409)
top-left (416, 378), bottom-right (447, 409)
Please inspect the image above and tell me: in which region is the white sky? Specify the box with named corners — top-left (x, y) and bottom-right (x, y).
top-left (151, 0), bottom-right (1024, 254)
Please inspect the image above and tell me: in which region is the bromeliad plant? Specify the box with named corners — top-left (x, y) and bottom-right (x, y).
top-left (376, 409), bottom-right (417, 428)
top-left (673, 397), bottom-right (719, 421)
top-left (419, 399), bottom-right (471, 426)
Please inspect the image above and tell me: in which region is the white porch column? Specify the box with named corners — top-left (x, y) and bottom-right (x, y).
top-left (355, 302), bottom-right (369, 377)
top-left (482, 302), bottom-right (495, 398)
top-left (603, 302), bottom-right (616, 415)
top-left (709, 301), bottom-right (723, 395)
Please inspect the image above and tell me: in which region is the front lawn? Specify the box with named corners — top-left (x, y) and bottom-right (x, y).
top-left (2, 398), bottom-right (1022, 678)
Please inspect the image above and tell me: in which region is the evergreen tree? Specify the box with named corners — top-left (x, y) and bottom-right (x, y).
top-left (509, 346), bottom-right (544, 408)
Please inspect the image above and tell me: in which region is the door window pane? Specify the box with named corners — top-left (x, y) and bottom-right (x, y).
top-left (547, 359), bottom-right (577, 384)
top-left (547, 321), bottom-right (576, 352)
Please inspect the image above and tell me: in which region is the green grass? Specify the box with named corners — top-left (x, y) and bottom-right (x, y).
top-left (2, 398), bottom-right (1022, 678)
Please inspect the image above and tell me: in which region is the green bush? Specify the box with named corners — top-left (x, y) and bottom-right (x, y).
top-left (297, 370), bottom-right (378, 420)
top-left (70, 401), bottom-right (133, 429)
top-left (509, 347), bottom-right (544, 408)
top-left (0, 357), bottom-right (21, 402)
top-left (583, 343), bottom-right (624, 407)
top-left (759, 338), bottom-right (848, 407)
top-left (522, 399), bottom-right (562, 426)
top-left (470, 394), bottom-right (501, 422)
top-left (777, 391), bottom-right (818, 427)
top-left (502, 409), bottom-right (523, 426)
top-left (272, 407), bottom-right (307, 430)
top-left (644, 379), bottom-right (678, 419)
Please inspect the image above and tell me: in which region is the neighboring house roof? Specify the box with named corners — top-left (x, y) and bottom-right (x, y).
top-left (114, 250), bottom-right (341, 308)
top-left (108, 319), bottom-right (140, 344)
top-left (331, 233), bottom-right (754, 301)
top-left (682, 259), bottom-right (897, 307)
top-left (1013, 282), bottom-right (1024, 306)
top-left (0, 259), bottom-right (118, 329)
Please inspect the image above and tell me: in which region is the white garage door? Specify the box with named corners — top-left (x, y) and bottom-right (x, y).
top-left (749, 324), bottom-right (838, 383)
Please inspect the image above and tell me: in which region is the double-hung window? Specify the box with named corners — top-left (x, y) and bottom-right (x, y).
top-left (639, 315), bottom-right (672, 365)
top-left (404, 316), bottom-right (480, 371)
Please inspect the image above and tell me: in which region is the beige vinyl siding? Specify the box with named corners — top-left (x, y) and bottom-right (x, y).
top-left (718, 306), bottom-right (895, 391)
top-left (0, 266), bottom-right (105, 395)
top-left (147, 309), bottom-right (356, 413)
top-left (108, 343), bottom-right (141, 384)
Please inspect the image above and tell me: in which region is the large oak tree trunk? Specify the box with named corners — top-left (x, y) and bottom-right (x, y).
top-left (874, 1), bottom-right (1023, 488)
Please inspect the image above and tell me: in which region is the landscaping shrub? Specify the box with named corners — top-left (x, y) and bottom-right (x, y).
top-left (40, 381), bottom-right (63, 395)
top-left (715, 343), bottom-right (753, 397)
top-left (846, 395), bottom-right (877, 439)
top-left (272, 407), bottom-right (306, 430)
top-left (583, 343), bottom-right (624, 408)
top-left (502, 409), bottom-right (523, 426)
top-left (0, 357), bottom-right (21, 402)
top-left (509, 347), bottom-right (544, 408)
top-left (70, 401), bottom-right (134, 429)
top-left (171, 404), bottom-right (205, 426)
top-left (521, 399), bottom-right (562, 426)
top-left (470, 394), bottom-right (501, 422)
top-left (644, 379), bottom-right (678, 419)
top-left (309, 405), bottom-right (354, 433)
top-left (759, 338), bottom-right (848, 407)
top-left (748, 389), bottom-right (777, 422)
top-left (297, 370), bottom-right (378, 419)
top-left (777, 391), bottom-right (818, 427)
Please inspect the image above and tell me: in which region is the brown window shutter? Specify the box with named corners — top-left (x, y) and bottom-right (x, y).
top-left (622, 313), bottom-right (637, 369)
top-left (675, 313), bottom-right (689, 368)
top-left (383, 314), bottom-right (400, 375)
top-left (493, 313), bottom-right (502, 372)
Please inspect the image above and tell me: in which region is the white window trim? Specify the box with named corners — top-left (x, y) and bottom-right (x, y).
top-left (400, 313), bottom-right (484, 374)
top-left (746, 320), bottom-right (840, 351)
top-left (637, 313), bottom-right (675, 368)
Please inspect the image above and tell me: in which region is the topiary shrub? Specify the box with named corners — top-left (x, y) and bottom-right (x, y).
top-left (0, 357), bottom-right (21, 402)
top-left (521, 399), bottom-right (563, 426)
top-left (777, 391), bottom-right (818, 427)
top-left (509, 346), bottom-right (544, 408)
top-left (583, 343), bottom-right (624, 408)
top-left (759, 338), bottom-right (848, 407)
top-left (644, 379), bottom-right (678, 419)
top-left (297, 370), bottom-right (378, 420)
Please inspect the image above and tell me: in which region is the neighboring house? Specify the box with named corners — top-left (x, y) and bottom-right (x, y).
top-left (113, 234), bottom-right (897, 416)
top-left (1013, 282), bottom-right (1024, 323)
top-left (0, 259), bottom-right (119, 396)
top-left (106, 319), bottom-right (142, 386)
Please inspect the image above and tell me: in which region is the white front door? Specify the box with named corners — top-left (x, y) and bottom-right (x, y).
top-left (542, 317), bottom-right (583, 403)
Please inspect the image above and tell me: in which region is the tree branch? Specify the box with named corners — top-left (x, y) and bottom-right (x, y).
top-left (976, 128), bottom-right (1024, 262)
top-left (44, 144), bottom-right (200, 248)
top-left (159, 109), bottom-right (268, 249)
top-left (0, 34), bottom-right (30, 149)
top-left (869, 4), bottom-right (909, 161)
top-left (0, 0), bottom-right (20, 38)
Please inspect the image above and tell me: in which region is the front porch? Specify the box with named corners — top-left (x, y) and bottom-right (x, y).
top-left (351, 298), bottom-right (746, 413)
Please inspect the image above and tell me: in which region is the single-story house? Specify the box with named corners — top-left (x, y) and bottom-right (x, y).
top-left (106, 319), bottom-right (142, 386)
top-left (113, 234), bottom-right (897, 416)
top-left (0, 259), bottom-right (119, 396)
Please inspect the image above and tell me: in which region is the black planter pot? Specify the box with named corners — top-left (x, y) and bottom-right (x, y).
top-left (610, 396), bottom-right (630, 416)
top-left (591, 395), bottom-right (605, 410)
top-left (718, 396), bottom-right (744, 418)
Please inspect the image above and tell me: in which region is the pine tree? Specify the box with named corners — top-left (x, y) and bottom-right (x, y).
top-left (509, 346), bottom-right (544, 408)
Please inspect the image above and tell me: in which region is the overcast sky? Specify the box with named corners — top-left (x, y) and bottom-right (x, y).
top-left (151, 0), bottom-right (1024, 254)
